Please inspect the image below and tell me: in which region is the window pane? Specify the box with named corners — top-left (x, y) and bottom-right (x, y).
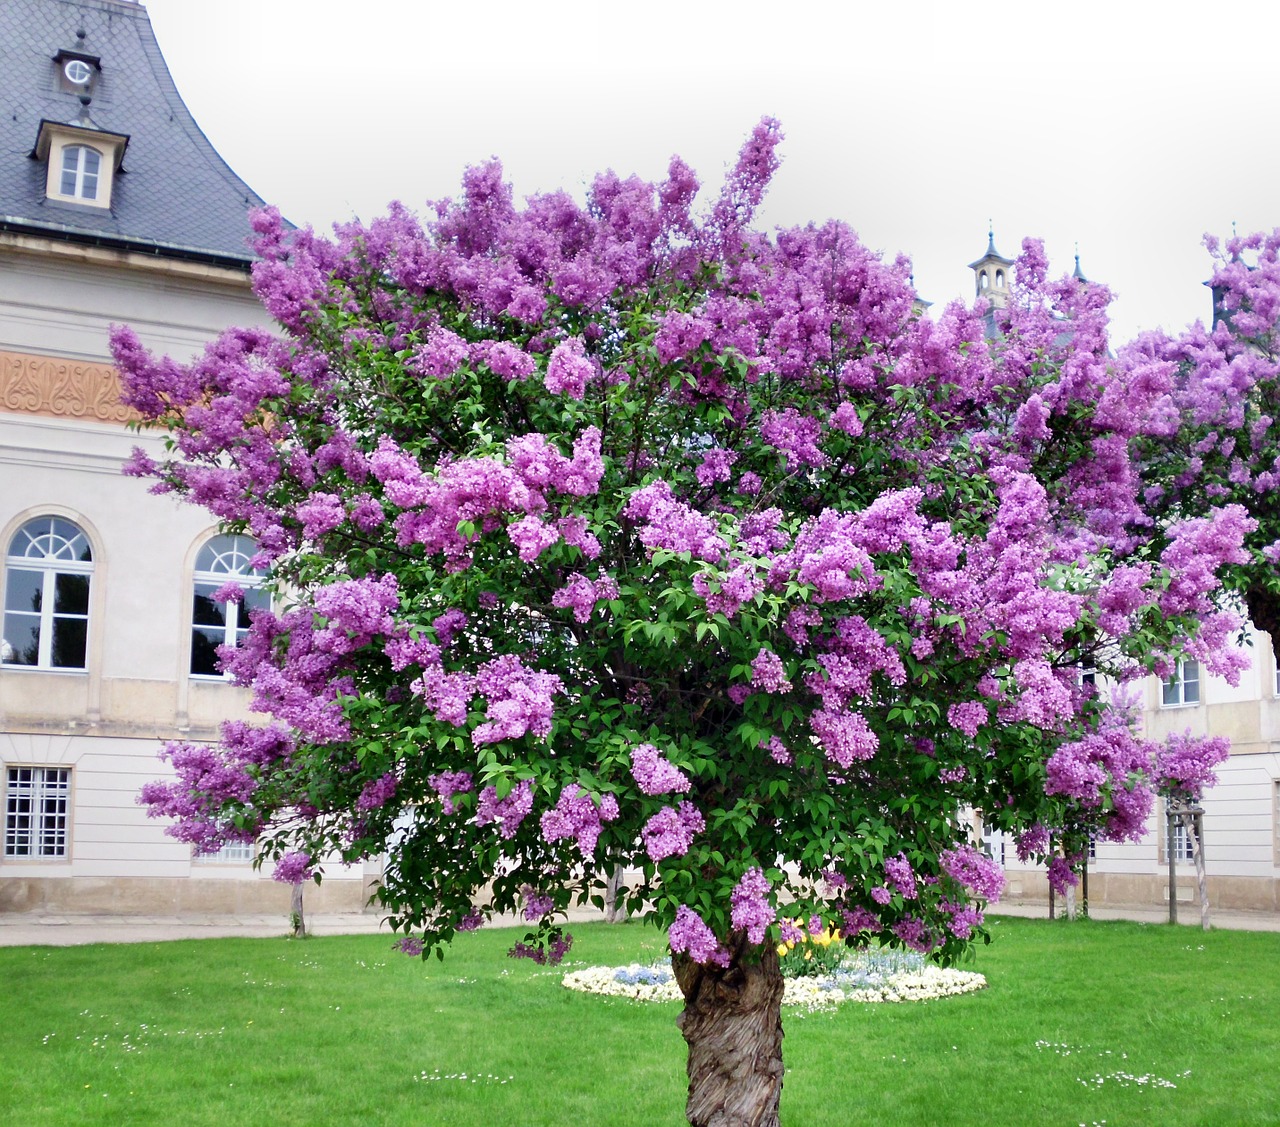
top-left (50, 617), bottom-right (87, 668)
top-left (5, 768), bottom-right (69, 858)
top-left (1182, 680), bottom-right (1199, 705)
top-left (193, 584), bottom-right (227, 627)
top-left (83, 149), bottom-right (100, 175)
top-left (2, 613), bottom-right (40, 665)
top-left (242, 586), bottom-right (271, 614)
top-left (1162, 678), bottom-right (1179, 706)
top-left (53, 573), bottom-right (89, 615)
top-left (5, 569), bottom-right (42, 614)
top-left (60, 148), bottom-right (78, 196)
top-left (80, 172), bottom-right (98, 200)
top-left (191, 627), bottom-right (224, 676)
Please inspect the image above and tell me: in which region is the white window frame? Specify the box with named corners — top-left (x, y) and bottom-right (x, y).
top-left (1161, 659), bottom-right (1200, 708)
top-left (3, 517), bottom-right (93, 671)
top-left (190, 533), bottom-right (268, 679)
top-left (4, 766), bottom-right (71, 859)
top-left (58, 144), bottom-right (101, 201)
top-left (1166, 817), bottom-right (1196, 864)
top-left (1274, 781), bottom-right (1280, 867)
top-left (194, 839), bottom-right (255, 864)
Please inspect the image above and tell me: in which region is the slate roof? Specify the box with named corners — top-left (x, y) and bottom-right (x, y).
top-left (0, 0), bottom-right (267, 268)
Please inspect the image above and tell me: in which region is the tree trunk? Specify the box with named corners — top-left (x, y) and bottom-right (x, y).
top-left (1183, 813), bottom-right (1212, 932)
top-left (673, 938), bottom-right (785, 1127)
top-left (604, 864), bottom-right (625, 924)
top-left (290, 882), bottom-right (306, 938)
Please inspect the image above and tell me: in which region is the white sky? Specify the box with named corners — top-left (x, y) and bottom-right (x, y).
top-left (141, 0), bottom-right (1280, 344)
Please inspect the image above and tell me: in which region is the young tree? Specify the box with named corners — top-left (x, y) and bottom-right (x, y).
top-left (115, 121), bottom-right (1270, 1126)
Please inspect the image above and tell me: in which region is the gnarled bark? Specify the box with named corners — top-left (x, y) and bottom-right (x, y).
top-left (673, 939), bottom-right (784, 1127)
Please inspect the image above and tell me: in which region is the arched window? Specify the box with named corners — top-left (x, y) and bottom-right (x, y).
top-left (59, 144), bottom-right (101, 200)
top-left (2, 517), bottom-right (93, 669)
top-left (995, 269), bottom-right (1005, 287)
top-left (979, 271), bottom-right (989, 290)
top-left (190, 534), bottom-right (269, 677)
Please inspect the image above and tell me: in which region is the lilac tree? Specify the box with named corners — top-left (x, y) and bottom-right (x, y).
top-left (114, 122), bottom-right (1270, 1126)
top-left (1117, 230), bottom-right (1280, 654)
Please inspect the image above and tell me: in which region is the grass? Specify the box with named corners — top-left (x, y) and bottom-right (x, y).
top-left (1, 917), bottom-right (1277, 1125)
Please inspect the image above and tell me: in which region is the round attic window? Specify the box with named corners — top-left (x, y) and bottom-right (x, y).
top-left (63, 59), bottom-right (92, 84)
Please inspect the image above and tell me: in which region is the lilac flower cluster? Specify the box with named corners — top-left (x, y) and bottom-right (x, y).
top-left (520, 885), bottom-right (555, 921)
top-left (544, 337), bottom-right (596, 399)
top-left (810, 708), bottom-right (879, 768)
top-left (1044, 718), bottom-right (1154, 842)
top-left (668, 906), bottom-right (729, 967)
top-left (551, 572), bottom-right (619, 623)
top-left (749, 648), bottom-right (792, 694)
top-left (692, 562), bottom-right (763, 619)
top-left (841, 906), bottom-right (882, 935)
top-left (137, 740), bottom-right (262, 854)
top-left (368, 427), bottom-right (603, 569)
top-left (540, 785), bottom-right (619, 859)
top-left (629, 744), bottom-right (692, 795)
top-left (474, 780), bottom-right (533, 838)
top-left (883, 854), bottom-right (918, 900)
top-left (356, 773), bottom-right (399, 812)
top-left (939, 901), bottom-right (984, 940)
top-left (508, 932), bottom-right (574, 965)
top-left (939, 845), bottom-right (1005, 902)
top-left (729, 868), bottom-right (775, 944)
top-left (1151, 732), bottom-right (1230, 804)
top-left (891, 917), bottom-right (938, 954)
top-left (641, 801), bottom-right (705, 861)
top-left (695, 447), bottom-right (737, 487)
top-left (472, 655), bottom-right (564, 745)
top-left (946, 702), bottom-right (987, 739)
top-left (272, 851), bottom-right (314, 885)
top-left (624, 481), bottom-right (726, 563)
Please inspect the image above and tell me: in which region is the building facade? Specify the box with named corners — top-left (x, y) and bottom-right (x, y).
top-left (0, 0), bottom-right (369, 915)
top-left (967, 237), bottom-right (1280, 914)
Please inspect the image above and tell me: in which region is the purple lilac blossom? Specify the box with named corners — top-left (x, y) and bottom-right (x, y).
top-left (474, 780), bottom-right (533, 838)
top-left (629, 744), bottom-right (692, 795)
top-left (272, 851), bottom-right (313, 884)
top-left (668, 906), bottom-right (729, 967)
top-left (729, 868), bottom-right (775, 944)
top-left (641, 801), bottom-right (705, 861)
top-left (540, 785), bottom-right (619, 859)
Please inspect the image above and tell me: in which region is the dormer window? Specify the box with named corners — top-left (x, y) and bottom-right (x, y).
top-left (60, 144), bottom-right (101, 200)
top-left (32, 118), bottom-right (128, 210)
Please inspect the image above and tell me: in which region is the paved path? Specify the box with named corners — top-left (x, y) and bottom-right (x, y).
top-left (990, 900), bottom-right (1280, 932)
top-left (0, 905), bottom-right (609, 947)
top-left (2, 900), bottom-right (1279, 946)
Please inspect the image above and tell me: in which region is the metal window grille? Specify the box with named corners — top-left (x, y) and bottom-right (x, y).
top-left (194, 839), bottom-right (255, 863)
top-left (1168, 818), bottom-right (1196, 863)
top-left (4, 767), bottom-right (70, 858)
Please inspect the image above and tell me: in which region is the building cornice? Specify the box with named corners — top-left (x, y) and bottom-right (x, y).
top-left (0, 225), bottom-right (256, 283)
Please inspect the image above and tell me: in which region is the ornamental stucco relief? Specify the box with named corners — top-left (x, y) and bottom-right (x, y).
top-left (0, 350), bottom-right (136, 423)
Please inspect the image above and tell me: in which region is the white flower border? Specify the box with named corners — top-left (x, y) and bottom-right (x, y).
top-left (562, 962), bottom-right (986, 1007)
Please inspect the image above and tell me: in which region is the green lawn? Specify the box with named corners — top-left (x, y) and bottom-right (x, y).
top-left (1, 917), bottom-right (1276, 1125)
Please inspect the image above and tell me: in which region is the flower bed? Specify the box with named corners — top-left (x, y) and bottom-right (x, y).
top-left (562, 949), bottom-right (986, 1008)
